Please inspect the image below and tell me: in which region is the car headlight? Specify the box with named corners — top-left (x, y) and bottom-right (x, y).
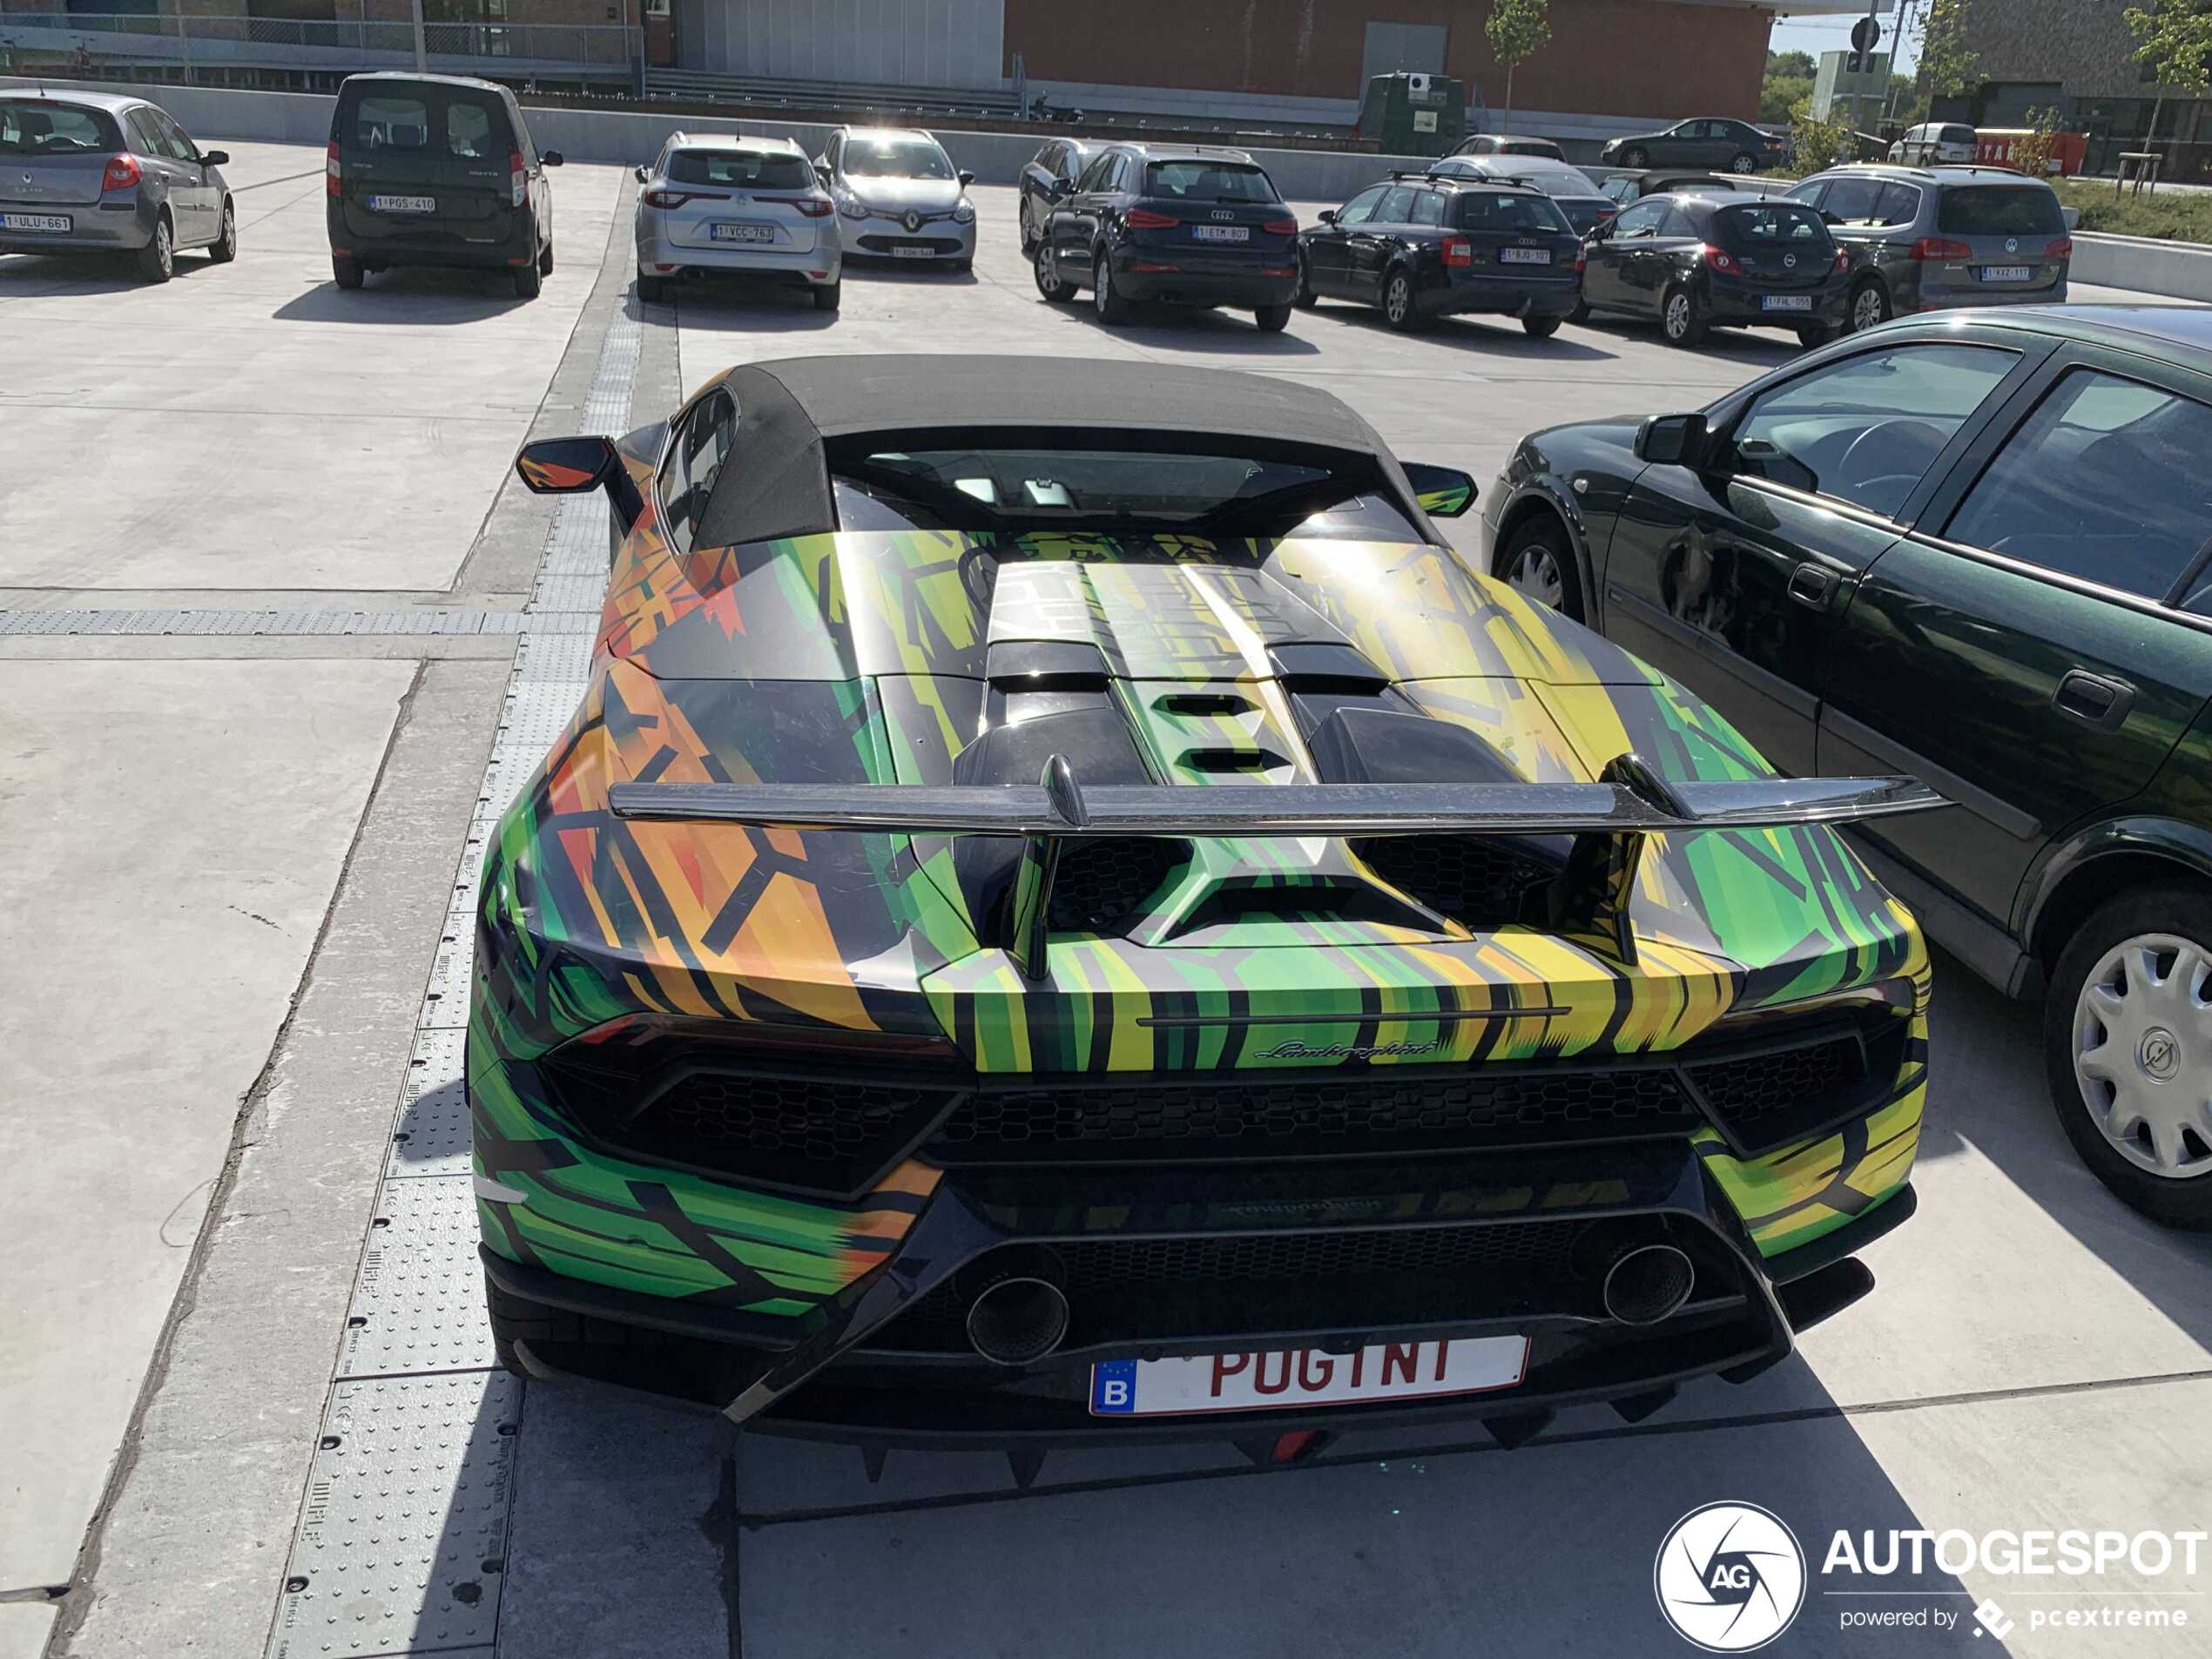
top-left (953, 198), bottom-right (975, 224)
top-left (839, 196), bottom-right (871, 220)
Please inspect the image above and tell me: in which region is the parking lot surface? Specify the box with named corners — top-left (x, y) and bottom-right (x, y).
top-left (3, 142), bottom-right (2208, 1659)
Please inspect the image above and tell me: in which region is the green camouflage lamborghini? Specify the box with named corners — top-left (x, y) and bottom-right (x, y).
top-left (476, 355), bottom-right (1941, 1467)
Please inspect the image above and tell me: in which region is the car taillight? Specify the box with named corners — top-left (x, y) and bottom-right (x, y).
top-left (1833, 246), bottom-right (1852, 274)
top-left (1575, 251), bottom-right (1587, 274)
top-left (1702, 244), bottom-right (1743, 275)
top-left (1911, 237), bottom-right (1973, 261)
top-left (641, 189), bottom-right (694, 210)
top-left (323, 141), bottom-right (340, 198)
top-left (1263, 215), bottom-right (1298, 235)
top-left (1125, 207), bottom-right (1177, 228)
top-left (509, 150), bottom-right (526, 208)
top-left (2045, 236), bottom-right (2073, 259)
top-left (104, 153), bottom-right (142, 193)
top-left (793, 197), bottom-right (836, 218)
top-left (1442, 236), bottom-right (1473, 268)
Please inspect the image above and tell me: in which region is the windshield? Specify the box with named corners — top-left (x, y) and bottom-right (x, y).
top-left (669, 150), bottom-right (813, 190)
top-left (1143, 160), bottom-right (1278, 202)
top-left (844, 138), bottom-right (954, 180)
top-left (0, 100), bottom-right (120, 155)
top-left (1937, 185), bottom-right (2063, 237)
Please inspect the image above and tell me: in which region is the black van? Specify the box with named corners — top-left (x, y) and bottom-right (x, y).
top-left (326, 72), bottom-right (562, 297)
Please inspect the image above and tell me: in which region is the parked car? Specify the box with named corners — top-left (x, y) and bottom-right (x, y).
top-left (633, 132), bottom-right (840, 309)
top-left (1298, 173), bottom-right (1581, 336)
top-left (1784, 165), bottom-right (2071, 335)
top-left (813, 125), bottom-right (975, 272)
top-left (1600, 118), bottom-right (1786, 174)
top-left (1600, 167), bottom-right (1794, 207)
top-left (0, 90), bottom-right (234, 281)
top-left (325, 72), bottom-right (560, 297)
top-left (1453, 132), bottom-right (1567, 162)
top-left (1427, 154), bottom-right (1615, 235)
top-left (1017, 136), bottom-right (1091, 253)
top-left (1481, 305), bottom-right (2212, 1229)
top-left (1032, 143), bottom-right (1298, 329)
top-left (1890, 122), bottom-right (1977, 165)
top-left (493, 349), bottom-right (1942, 1445)
top-left (1578, 191), bottom-right (1850, 347)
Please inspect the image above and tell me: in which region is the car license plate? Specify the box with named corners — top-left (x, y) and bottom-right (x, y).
top-left (710, 223), bottom-right (776, 244)
top-left (2, 212), bottom-right (71, 233)
top-left (1501, 246), bottom-right (1551, 265)
top-left (1193, 225), bottom-right (1251, 243)
top-left (369, 195), bottom-right (436, 214)
top-left (1762, 294), bottom-right (1814, 311)
top-left (1980, 265), bottom-right (2031, 282)
top-left (891, 245), bottom-right (936, 258)
top-left (1089, 1336), bottom-right (1528, 1417)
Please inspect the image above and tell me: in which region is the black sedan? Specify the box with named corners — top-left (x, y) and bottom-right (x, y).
top-left (1298, 173), bottom-right (1581, 335)
top-left (1599, 118), bottom-right (1785, 174)
top-left (1033, 142), bottom-right (1299, 330)
top-left (1016, 135), bottom-right (1090, 253)
top-left (1578, 192), bottom-right (1849, 347)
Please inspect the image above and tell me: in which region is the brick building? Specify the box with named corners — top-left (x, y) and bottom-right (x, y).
top-left (1954, 0), bottom-right (2212, 165)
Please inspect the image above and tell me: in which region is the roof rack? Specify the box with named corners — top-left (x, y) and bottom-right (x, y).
top-left (1402, 168), bottom-right (1541, 189)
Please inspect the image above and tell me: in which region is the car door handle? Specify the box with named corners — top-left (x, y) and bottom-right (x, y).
top-left (1787, 564), bottom-right (1839, 609)
top-left (2054, 670), bottom-right (2135, 732)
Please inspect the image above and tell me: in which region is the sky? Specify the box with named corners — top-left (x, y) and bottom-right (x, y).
top-left (1769, 3), bottom-right (1923, 78)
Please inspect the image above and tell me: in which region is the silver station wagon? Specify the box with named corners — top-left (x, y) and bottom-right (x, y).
top-left (634, 132), bottom-right (841, 309)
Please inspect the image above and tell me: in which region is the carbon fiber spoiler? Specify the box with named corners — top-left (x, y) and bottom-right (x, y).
top-left (610, 754), bottom-right (1945, 976)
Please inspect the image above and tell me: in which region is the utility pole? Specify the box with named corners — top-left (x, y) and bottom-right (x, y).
top-left (1884, 0), bottom-right (1919, 125)
top-left (411, 0), bottom-right (428, 71)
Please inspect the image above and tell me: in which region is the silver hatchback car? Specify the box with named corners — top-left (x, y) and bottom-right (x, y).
top-left (814, 126), bottom-right (976, 271)
top-left (634, 132), bottom-right (840, 308)
top-left (0, 91), bottom-right (235, 281)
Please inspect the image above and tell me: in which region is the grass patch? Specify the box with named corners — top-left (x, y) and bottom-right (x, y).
top-left (2054, 178), bottom-right (2212, 244)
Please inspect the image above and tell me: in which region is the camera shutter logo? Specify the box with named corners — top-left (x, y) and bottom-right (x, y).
top-left (1654, 1502), bottom-right (1806, 1651)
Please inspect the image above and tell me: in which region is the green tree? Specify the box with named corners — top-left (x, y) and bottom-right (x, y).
top-left (1761, 54), bottom-right (1816, 124)
top-left (1916, 0), bottom-right (1980, 100)
top-left (2125, 0), bottom-right (2212, 157)
top-left (1487, 0), bottom-right (1552, 132)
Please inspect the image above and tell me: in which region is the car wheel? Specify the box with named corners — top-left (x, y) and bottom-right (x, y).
top-left (2044, 886), bottom-right (2212, 1229)
top-left (1254, 302), bottom-right (1291, 332)
top-left (1034, 240), bottom-right (1075, 303)
top-left (1523, 314), bottom-right (1561, 339)
top-left (1498, 513), bottom-right (1584, 621)
top-left (332, 252), bottom-right (364, 291)
top-left (207, 199), bottom-right (237, 264)
top-left (136, 212), bottom-right (173, 283)
top-left (1796, 322), bottom-right (1833, 349)
top-left (1662, 283), bottom-right (1706, 347)
top-left (512, 256), bottom-right (542, 300)
top-left (1730, 152), bottom-right (1759, 173)
top-left (1622, 146), bottom-right (1648, 168)
top-left (637, 273), bottom-right (666, 303)
top-left (1848, 279), bottom-right (1891, 334)
top-left (1382, 267), bottom-right (1421, 332)
top-left (1094, 252), bottom-right (1131, 324)
top-left (1294, 254), bottom-right (1317, 308)
top-left (1019, 199), bottom-right (1037, 254)
top-left (1568, 298), bottom-right (1590, 326)
top-left (540, 240), bottom-right (554, 276)
top-left (813, 278), bottom-right (841, 312)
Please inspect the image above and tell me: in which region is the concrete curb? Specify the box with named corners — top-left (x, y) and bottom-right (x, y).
top-left (2069, 230), bottom-right (2212, 303)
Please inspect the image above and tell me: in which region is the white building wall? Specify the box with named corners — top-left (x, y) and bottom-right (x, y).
top-left (694, 0), bottom-right (1007, 89)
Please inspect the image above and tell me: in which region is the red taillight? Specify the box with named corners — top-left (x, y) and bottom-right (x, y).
top-left (641, 189), bottom-right (695, 210)
top-left (1911, 237), bottom-right (1973, 261)
top-left (1442, 236), bottom-right (1473, 268)
top-left (509, 150), bottom-right (526, 209)
top-left (1833, 246), bottom-right (1853, 274)
top-left (1264, 215), bottom-right (1298, 235)
top-left (1575, 252), bottom-right (1587, 274)
top-left (1124, 207), bottom-right (1177, 228)
top-left (2045, 236), bottom-right (2074, 259)
top-left (323, 140), bottom-right (340, 198)
top-left (104, 153), bottom-right (142, 193)
top-left (1702, 244), bottom-right (1743, 275)
top-left (791, 196), bottom-right (836, 219)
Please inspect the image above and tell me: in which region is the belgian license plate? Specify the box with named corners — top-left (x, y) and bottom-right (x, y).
top-left (1762, 293), bottom-right (1814, 311)
top-left (369, 194), bottom-right (435, 214)
top-left (891, 245), bottom-right (936, 258)
top-left (1501, 246), bottom-right (1551, 265)
top-left (1980, 264), bottom-right (2031, 282)
top-left (1089, 1336), bottom-right (1528, 1417)
top-left (1193, 225), bottom-right (1250, 243)
top-left (711, 222), bottom-right (775, 243)
top-left (2, 212), bottom-right (71, 233)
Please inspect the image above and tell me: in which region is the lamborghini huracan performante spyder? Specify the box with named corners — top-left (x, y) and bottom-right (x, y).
top-left (477, 355), bottom-right (1944, 1466)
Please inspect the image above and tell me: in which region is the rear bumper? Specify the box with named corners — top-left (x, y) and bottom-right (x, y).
top-left (1898, 272), bottom-right (2068, 312)
top-left (327, 202), bottom-right (534, 268)
top-left (636, 231), bottom-right (840, 283)
top-left (1109, 246), bottom-right (1298, 307)
top-left (1422, 272), bottom-right (1581, 320)
top-left (1704, 276), bottom-right (1849, 328)
top-left (0, 195), bottom-right (155, 253)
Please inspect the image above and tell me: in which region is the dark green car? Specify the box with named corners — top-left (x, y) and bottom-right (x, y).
top-left (1480, 305), bottom-right (2212, 1229)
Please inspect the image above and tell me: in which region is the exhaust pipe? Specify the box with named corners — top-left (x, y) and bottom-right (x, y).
top-left (963, 1251), bottom-right (1070, 1366)
top-left (1601, 1242), bottom-right (1696, 1326)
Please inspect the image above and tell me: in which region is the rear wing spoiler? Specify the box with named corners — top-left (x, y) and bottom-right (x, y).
top-left (610, 753), bottom-right (1945, 977)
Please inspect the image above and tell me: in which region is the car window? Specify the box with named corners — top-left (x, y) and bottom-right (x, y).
top-left (1410, 188), bottom-right (1447, 226)
top-left (1373, 186), bottom-right (1417, 223)
top-left (1786, 181), bottom-right (1825, 207)
top-left (125, 111), bottom-right (165, 158)
top-left (659, 389), bottom-right (738, 557)
top-left (0, 99), bottom-right (121, 154)
top-left (1937, 185), bottom-right (2063, 237)
top-left (1945, 368), bottom-right (2212, 601)
top-left (447, 99), bottom-right (496, 162)
top-left (349, 94), bottom-right (430, 152)
top-left (845, 137), bottom-right (954, 180)
top-left (1660, 204), bottom-right (1702, 238)
top-left (1871, 183), bottom-right (1922, 226)
top-left (1602, 176), bottom-right (1637, 203)
top-left (1943, 125), bottom-right (1977, 145)
top-left (1731, 344), bottom-right (2019, 518)
top-left (1454, 190), bottom-right (1565, 233)
top-left (1336, 185), bottom-right (1387, 226)
top-left (1819, 177), bottom-right (1883, 222)
top-left (1613, 198), bottom-right (1669, 237)
top-left (160, 112), bottom-right (203, 161)
top-left (1718, 203), bottom-right (1827, 246)
top-left (1076, 153), bottom-right (1114, 192)
top-left (1144, 160), bottom-right (1277, 202)
top-left (668, 149), bottom-right (812, 189)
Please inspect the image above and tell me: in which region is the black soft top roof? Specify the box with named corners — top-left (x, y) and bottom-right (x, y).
top-left (694, 355), bottom-right (1413, 547)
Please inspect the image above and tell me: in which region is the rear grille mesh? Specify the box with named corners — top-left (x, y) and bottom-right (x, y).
top-left (1352, 835), bottom-right (1558, 927)
top-left (1684, 1032), bottom-right (1865, 1134)
top-left (593, 1072), bottom-right (957, 1189)
top-left (1048, 838), bottom-right (1185, 935)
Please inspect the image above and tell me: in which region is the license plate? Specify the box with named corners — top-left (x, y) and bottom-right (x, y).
top-left (1, 212), bottom-right (71, 233)
top-left (710, 222), bottom-right (776, 244)
top-left (1089, 1336), bottom-right (1528, 1417)
top-left (1501, 246), bottom-right (1552, 265)
top-left (369, 195), bottom-right (436, 214)
top-left (1193, 225), bottom-right (1251, 243)
top-left (891, 245), bottom-right (936, 258)
top-left (1980, 265), bottom-right (2031, 282)
top-left (1762, 294), bottom-right (1814, 311)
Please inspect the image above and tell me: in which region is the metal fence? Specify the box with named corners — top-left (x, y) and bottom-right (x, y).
top-left (0, 12), bottom-right (637, 73)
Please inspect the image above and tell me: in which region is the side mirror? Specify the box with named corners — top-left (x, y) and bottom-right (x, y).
top-left (516, 436), bottom-right (644, 530)
top-left (957, 169), bottom-right (975, 188)
top-left (1047, 176), bottom-right (1071, 199)
top-left (1403, 462), bottom-right (1477, 518)
top-left (1318, 208), bottom-right (1338, 224)
top-left (1634, 413), bottom-right (1708, 467)
top-left (200, 150), bottom-right (228, 167)
top-left (1584, 219), bottom-right (1612, 242)
top-left (542, 151), bottom-right (564, 167)
top-left (634, 165), bottom-right (649, 184)
top-left (814, 163), bottom-right (833, 185)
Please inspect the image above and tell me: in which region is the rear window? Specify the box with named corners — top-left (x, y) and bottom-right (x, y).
top-left (1942, 125), bottom-right (1977, 145)
top-left (347, 94), bottom-right (432, 152)
top-left (1718, 203), bottom-right (1830, 246)
top-left (1500, 139), bottom-right (1564, 158)
top-left (1143, 160), bottom-right (1278, 203)
top-left (0, 100), bottom-right (122, 155)
top-left (1554, 199), bottom-right (1608, 234)
top-left (668, 149), bottom-right (813, 189)
top-left (1455, 191), bottom-right (1572, 233)
top-left (1937, 185), bottom-right (2062, 237)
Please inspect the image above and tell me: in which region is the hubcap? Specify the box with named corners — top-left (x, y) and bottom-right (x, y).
top-left (2073, 932), bottom-right (2212, 1180)
top-left (1665, 293), bottom-right (1689, 336)
top-left (1036, 246), bottom-right (1056, 292)
top-left (1854, 288), bottom-right (1884, 330)
top-left (1509, 545), bottom-right (1565, 610)
top-left (1095, 262), bottom-right (1109, 314)
top-left (157, 224), bottom-right (171, 270)
top-left (1387, 278), bottom-right (1408, 322)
